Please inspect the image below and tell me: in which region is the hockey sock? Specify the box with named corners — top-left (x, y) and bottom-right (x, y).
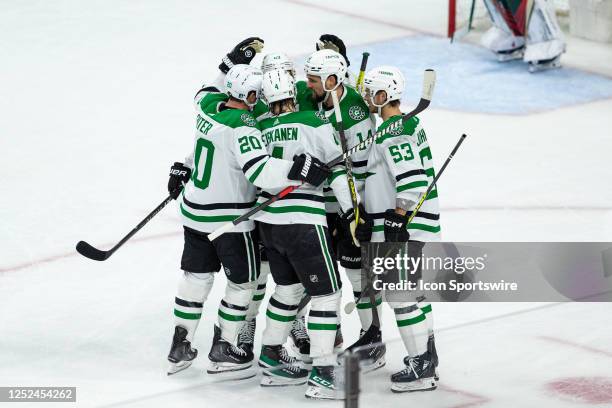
top-left (309, 290), bottom-right (341, 366)
top-left (417, 296), bottom-right (434, 337)
top-left (392, 302), bottom-right (428, 357)
top-left (262, 283), bottom-right (302, 346)
top-left (174, 271), bottom-right (214, 342)
top-left (346, 267), bottom-right (382, 331)
top-left (246, 264), bottom-right (269, 321)
top-left (218, 281), bottom-right (255, 343)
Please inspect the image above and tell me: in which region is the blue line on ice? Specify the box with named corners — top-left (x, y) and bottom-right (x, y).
top-left (335, 36), bottom-right (612, 115)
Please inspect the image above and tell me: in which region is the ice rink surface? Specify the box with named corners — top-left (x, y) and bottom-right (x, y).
top-left (1, 0), bottom-right (612, 407)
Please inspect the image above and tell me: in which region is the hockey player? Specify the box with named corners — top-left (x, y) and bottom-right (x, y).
top-left (481, 0), bottom-right (566, 71)
top-left (354, 65), bottom-right (440, 392)
top-left (254, 68), bottom-right (356, 399)
top-left (301, 48), bottom-right (386, 372)
top-left (166, 64), bottom-right (332, 376)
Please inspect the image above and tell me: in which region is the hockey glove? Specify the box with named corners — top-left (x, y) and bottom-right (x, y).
top-left (288, 154), bottom-right (331, 187)
top-left (339, 205), bottom-right (373, 244)
top-left (168, 162), bottom-right (192, 199)
top-left (383, 209), bottom-right (410, 242)
top-left (219, 37), bottom-right (265, 74)
top-left (316, 34), bottom-right (350, 67)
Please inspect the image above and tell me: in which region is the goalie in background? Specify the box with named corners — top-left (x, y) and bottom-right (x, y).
top-left (480, 0), bottom-right (566, 72)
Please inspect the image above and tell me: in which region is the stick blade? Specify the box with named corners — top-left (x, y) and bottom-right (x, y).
top-left (76, 241), bottom-right (110, 261)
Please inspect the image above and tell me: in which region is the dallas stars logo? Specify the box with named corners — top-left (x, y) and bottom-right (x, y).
top-left (388, 122), bottom-right (404, 136)
top-left (348, 105), bottom-right (366, 121)
top-left (315, 111), bottom-right (329, 123)
top-left (240, 113), bottom-right (257, 127)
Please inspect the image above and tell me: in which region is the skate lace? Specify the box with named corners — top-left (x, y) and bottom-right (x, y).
top-left (279, 348), bottom-right (302, 373)
top-left (231, 344), bottom-right (247, 357)
top-left (238, 320), bottom-right (255, 344)
top-left (399, 357), bottom-right (419, 378)
top-left (291, 317), bottom-right (308, 340)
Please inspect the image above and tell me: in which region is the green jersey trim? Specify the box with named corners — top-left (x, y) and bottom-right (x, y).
top-left (180, 203), bottom-right (239, 222)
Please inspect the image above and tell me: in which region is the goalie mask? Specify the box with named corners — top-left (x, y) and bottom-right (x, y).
top-left (362, 66), bottom-right (405, 114)
top-left (304, 49), bottom-right (347, 92)
top-left (225, 64), bottom-right (263, 109)
top-left (262, 69), bottom-right (296, 105)
top-left (261, 52), bottom-right (296, 78)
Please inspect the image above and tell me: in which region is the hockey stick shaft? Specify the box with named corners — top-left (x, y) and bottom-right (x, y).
top-left (76, 194), bottom-right (174, 261)
top-left (330, 89), bottom-right (360, 246)
top-left (355, 52), bottom-right (370, 94)
top-left (406, 133), bottom-right (466, 225)
top-left (208, 69), bottom-right (436, 241)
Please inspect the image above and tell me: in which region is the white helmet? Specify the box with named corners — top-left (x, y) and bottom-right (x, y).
top-left (362, 65), bottom-right (405, 111)
top-left (225, 64), bottom-right (263, 108)
top-left (304, 49), bottom-right (347, 92)
top-left (262, 69), bottom-right (296, 105)
top-left (261, 52), bottom-right (295, 77)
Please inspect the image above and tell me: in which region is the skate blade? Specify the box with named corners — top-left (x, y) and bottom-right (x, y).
top-left (207, 362), bottom-right (255, 380)
top-left (497, 49), bottom-right (524, 62)
top-left (304, 385), bottom-right (345, 400)
top-left (391, 378), bottom-right (437, 393)
top-left (360, 356), bottom-right (386, 374)
top-left (167, 360), bottom-right (192, 375)
top-left (260, 373), bottom-right (308, 387)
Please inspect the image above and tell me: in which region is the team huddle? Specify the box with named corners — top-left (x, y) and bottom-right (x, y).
top-left (165, 35), bottom-right (441, 400)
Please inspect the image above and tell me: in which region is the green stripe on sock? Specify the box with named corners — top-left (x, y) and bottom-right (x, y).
top-left (356, 297), bottom-right (382, 309)
top-left (308, 323), bottom-right (338, 330)
top-left (174, 309), bottom-right (202, 320)
top-left (421, 304), bottom-right (432, 314)
top-left (252, 293), bottom-right (265, 301)
top-left (266, 309), bottom-right (296, 322)
top-left (396, 313), bottom-right (426, 327)
top-left (218, 309), bottom-right (245, 322)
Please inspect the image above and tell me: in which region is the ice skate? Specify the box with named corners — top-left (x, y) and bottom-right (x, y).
top-left (528, 55), bottom-right (562, 72)
top-left (289, 316), bottom-right (311, 364)
top-left (207, 325), bottom-right (255, 378)
top-left (346, 327), bottom-right (386, 373)
top-left (167, 326), bottom-right (198, 375)
top-left (259, 344), bottom-right (308, 386)
top-left (496, 46), bottom-right (525, 62)
top-left (404, 335), bottom-right (439, 381)
top-left (392, 351), bottom-right (437, 393)
top-left (305, 365), bottom-right (345, 400)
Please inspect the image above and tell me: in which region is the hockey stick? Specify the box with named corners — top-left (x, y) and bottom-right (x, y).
top-left (355, 51), bottom-right (370, 94)
top-left (208, 69), bottom-right (436, 241)
top-left (344, 133), bottom-right (467, 314)
top-left (331, 87), bottom-right (360, 247)
top-left (76, 194), bottom-right (175, 261)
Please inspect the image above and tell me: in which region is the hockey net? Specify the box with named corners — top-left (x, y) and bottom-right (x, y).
top-left (449, 0), bottom-right (570, 38)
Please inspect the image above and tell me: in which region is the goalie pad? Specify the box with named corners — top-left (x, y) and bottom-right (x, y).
top-left (523, 0), bottom-right (566, 63)
top-left (481, 0), bottom-right (525, 55)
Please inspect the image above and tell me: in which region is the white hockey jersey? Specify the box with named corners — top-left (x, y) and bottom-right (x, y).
top-left (180, 91), bottom-right (300, 233)
top-left (254, 110), bottom-right (356, 226)
top-left (364, 115), bottom-right (441, 242)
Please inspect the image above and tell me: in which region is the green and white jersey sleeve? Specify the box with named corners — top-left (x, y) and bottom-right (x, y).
top-left (255, 110), bottom-right (356, 227)
top-left (180, 91), bottom-right (299, 234)
top-left (363, 115), bottom-right (441, 242)
top-left (194, 77), bottom-right (269, 121)
top-left (322, 86), bottom-right (376, 214)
